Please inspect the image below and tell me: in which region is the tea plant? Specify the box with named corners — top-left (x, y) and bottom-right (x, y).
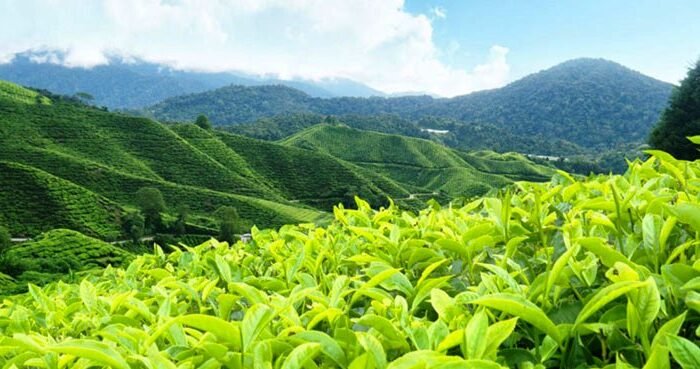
top-left (0, 151), bottom-right (698, 368)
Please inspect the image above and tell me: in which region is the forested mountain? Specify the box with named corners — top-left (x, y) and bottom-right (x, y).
top-left (0, 81), bottom-right (547, 240)
top-left (0, 50), bottom-right (385, 108)
top-left (148, 58), bottom-right (673, 155)
top-left (415, 58), bottom-right (674, 149)
top-left (146, 84), bottom-right (433, 124)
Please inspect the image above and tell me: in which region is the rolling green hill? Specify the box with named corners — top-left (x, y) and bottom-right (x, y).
top-left (282, 125), bottom-right (554, 197)
top-left (0, 80), bottom-right (554, 240)
top-left (214, 132), bottom-right (410, 209)
top-left (0, 82), bottom-right (345, 237)
top-left (0, 229), bottom-right (132, 294)
top-left (228, 113), bottom-right (430, 142)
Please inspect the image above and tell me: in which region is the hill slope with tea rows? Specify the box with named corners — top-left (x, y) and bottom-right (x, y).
top-left (0, 81), bottom-right (548, 239)
top-left (282, 124), bottom-right (553, 197)
top-left (0, 152), bottom-right (698, 368)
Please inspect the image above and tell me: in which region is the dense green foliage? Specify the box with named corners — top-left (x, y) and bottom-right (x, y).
top-left (121, 211), bottom-right (145, 244)
top-left (419, 118), bottom-right (585, 157)
top-left (0, 154), bottom-right (699, 368)
top-left (0, 229), bottom-right (131, 294)
top-left (215, 206), bottom-right (240, 244)
top-left (150, 85), bottom-right (318, 124)
top-left (0, 80), bottom-right (51, 105)
top-left (0, 226), bottom-right (10, 253)
top-left (229, 113), bottom-right (640, 174)
top-left (149, 59), bottom-right (672, 156)
top-left (212, 130), bottom-right (409, 210)
top-left (1, 229), bottom-right (129, 275)
top-left (415, 59), bottom-right (672, 149)
top-left (195, 114), bottom-right (212, 130)
top-left (0, 161), bottom-right (122, 239)
top-left (649, 59), bottom-right (700, 160)
top-left (135, 187), bottom-right (167, 232)
top-left (0, 81), bottom-right (325, 237)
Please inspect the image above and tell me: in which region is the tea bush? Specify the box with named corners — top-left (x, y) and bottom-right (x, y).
top-left (0, 152), bottom-right (698, 368)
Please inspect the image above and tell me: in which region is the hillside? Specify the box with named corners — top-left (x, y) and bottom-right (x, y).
top-left (0, 81), bottom-right (551, 239)
top-left (147, 58), bottom-right (673, 155)
top-left (0, 50), bottom-right (385, 108)
top-left (0, 161), bottom-right (122, 239)
top-left (172, 125), bottom-right (410, 209)
top-left (0, 81), bottom-right (349, 236)
top-left (282, 125), bottom-right (554, 197)
top-left (0, 229), bottom-right (132, 294)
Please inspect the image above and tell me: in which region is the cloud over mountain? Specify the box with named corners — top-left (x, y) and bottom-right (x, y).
top-left (0, 0), bottom-right (510, 96)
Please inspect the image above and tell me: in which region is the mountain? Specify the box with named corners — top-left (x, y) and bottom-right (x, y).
top-left (147, 58), bottom-right (673, 154)
top-left (414, 58), bottom-right (674, 149)
top-left (0, 50), bottom-right (385, 108)
top-left (0, 81), bottom-right (548, 239)
top-left (146, 85), bottom-right (433, 124)
top-left (311, 77), bottom-right (386, 97)
top-left (149, 85), bottom-right (316, 124)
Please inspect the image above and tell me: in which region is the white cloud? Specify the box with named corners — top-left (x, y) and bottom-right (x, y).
top-left (0, 0), bottom-right (511, 96)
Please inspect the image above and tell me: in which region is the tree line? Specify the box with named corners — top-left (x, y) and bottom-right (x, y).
top-left (120, 186), bottom-right (242, 245)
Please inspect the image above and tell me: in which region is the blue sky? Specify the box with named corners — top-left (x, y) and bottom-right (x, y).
top-left (0, 0), bottom-right (697, 96)
top-left (405, 0), bottom-right (699, 83)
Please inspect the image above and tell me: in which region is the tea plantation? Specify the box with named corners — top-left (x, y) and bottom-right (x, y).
top-left (0, 81), bottom-right (551, 240)
top-left (0, 152), bottom-right (698, 368)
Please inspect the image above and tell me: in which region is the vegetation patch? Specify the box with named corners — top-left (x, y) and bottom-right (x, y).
top-left (0, 229), bottom-right (132, 294)
top-left (0, 154), bottom-right (698, 367)
top-left (0, 81), bottom-right (50, 105)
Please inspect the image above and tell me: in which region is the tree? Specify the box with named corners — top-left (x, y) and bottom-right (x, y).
top-left (135, 187), bottom-right (166, 232)
top-left (0, 225), bottom-right (11, 253)
top-left (173, 205), bottom-right (189, 236)
top-left (215, 206), bottom-right (239, 244)
top-left (121, 212), bottom-right (144, 244)
top-left (195, 114), bottom-right (212, 130)
top-left (74, 92), bottom-right (94, 104)
top-left (649, 59), bottom-right (700, 160)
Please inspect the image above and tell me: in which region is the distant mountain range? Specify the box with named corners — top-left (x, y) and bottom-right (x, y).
top-left (0, 51), bottom-right (675, 158)
top-left (0, 50), bottom-right (388, 108)
top-left (147, 58), bottom-right (674, 154)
